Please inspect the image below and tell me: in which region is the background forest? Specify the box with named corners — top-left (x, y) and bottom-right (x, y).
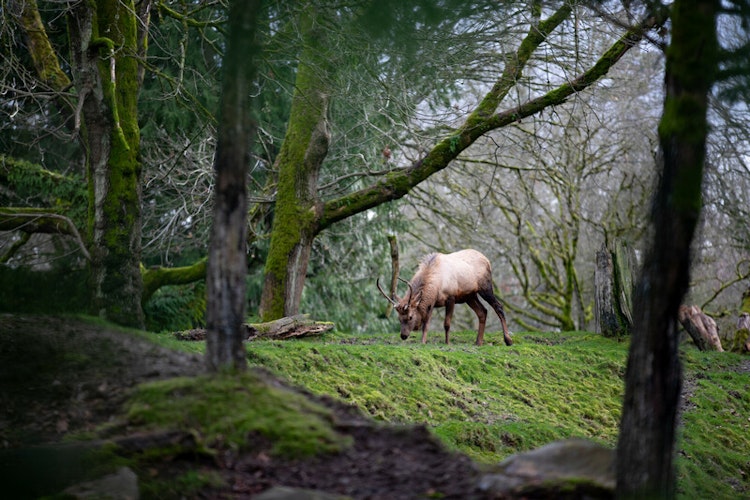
top-left (2, 1), bottom-right (749, 498)
top-left (1, 1), bottom-right (748, 335)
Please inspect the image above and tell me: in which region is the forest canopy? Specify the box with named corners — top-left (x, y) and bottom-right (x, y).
top-left (0, 0), bottom-right (747, 336)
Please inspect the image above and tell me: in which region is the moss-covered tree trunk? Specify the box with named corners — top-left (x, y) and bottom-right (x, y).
top-left (66, 0), bottom-right (146, 328)
top-left (259, 4), bottom-right (330, 321)
top-left (616, 0), bottom-right (718, 497)
top-left (205, 0), bottom-right (262, 372)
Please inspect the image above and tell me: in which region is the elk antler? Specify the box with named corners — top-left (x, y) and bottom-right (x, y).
top-left (398, 277), bottom-right (414, 301)
top-left (376, 277), bottom-right (398, 305)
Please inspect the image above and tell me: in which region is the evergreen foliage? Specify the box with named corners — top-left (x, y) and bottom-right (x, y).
top-left (144, 282), bottom-right (206, 333)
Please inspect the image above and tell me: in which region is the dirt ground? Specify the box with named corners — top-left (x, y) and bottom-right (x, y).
top-left (0, 314), bottom-right (489, 499)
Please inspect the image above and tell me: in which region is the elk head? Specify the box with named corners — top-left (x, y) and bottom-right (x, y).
top-left (377, 277), bottom-right (421, 339)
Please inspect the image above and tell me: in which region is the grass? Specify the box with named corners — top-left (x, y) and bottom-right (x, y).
top-left (676, 349), bottom-right (750, 498)
top-left (243, 330), bottom-right (626, 463)
top-left (125, 372), bottom-right (351, 458)
top-left (144, 325), bottom-right (749, 498)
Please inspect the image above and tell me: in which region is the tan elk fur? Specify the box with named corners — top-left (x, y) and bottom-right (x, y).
top-left (378, 249), bottom-right (512, 346)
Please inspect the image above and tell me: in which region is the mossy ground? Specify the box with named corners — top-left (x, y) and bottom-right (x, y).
top-left (4, 315), bottom-right (748, 498)
top-left (125, 372), bottom-right (351, 458)
top-left (233, 329), bottom-right (749, 498)
top-left (244, 331), bottom-right (625, 463)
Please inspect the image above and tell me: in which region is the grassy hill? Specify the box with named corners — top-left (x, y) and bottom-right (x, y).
top-left (6, 315), bottom-right (745, 498)
top-left (210, 328), bottom-right (748, 498)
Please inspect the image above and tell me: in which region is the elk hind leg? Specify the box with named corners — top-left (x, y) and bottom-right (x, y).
top-left (467, 294), bottom-right (488, 346)
top-left (479, 290), bottom-right (512, 346)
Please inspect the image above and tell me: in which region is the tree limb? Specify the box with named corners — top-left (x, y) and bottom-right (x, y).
top-left (10, 0), bottom-right (71, 91)
top-left (319, 9), bottom-right (666, 231)
top-left (0, 208), bottom-right (91, 261)
top-left (141, 257), bottom-right (208, 304)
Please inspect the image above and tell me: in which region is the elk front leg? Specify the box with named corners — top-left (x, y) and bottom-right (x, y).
top-left (466, 295), bottom-right (488, 346)
top-left (421, 307), bottom-right (434, 344)
top-left (444, 297), bottom-right (455, 344)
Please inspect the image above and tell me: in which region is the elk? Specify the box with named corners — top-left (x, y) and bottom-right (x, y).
top-left (377, 249), bottom-right (512, 346)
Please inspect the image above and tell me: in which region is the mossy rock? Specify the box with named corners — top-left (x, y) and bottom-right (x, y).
top-left (478, 439), bottom-right (614, 498)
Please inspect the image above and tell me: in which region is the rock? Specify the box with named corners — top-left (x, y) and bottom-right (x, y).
top-left (478, 438), bottom-right (614, 498)
top-left (254, 486), bottom-right (351, 500)
top-left (63, 466), bottom-right (139, 499)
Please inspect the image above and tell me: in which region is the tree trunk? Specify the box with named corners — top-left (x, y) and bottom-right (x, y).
top-left (204, 0), bottom-right (262, 372)
top-left (259, 4), bottom-right (330, 321)
top-left (741, 287), bottom-right (750, 314)
top-left (677, 305), bottom-right (722, 351)
top-left (246, 315), bottom-right (334, 340)
top-left (616, 1), bottom-right (718, 498)
top-left (595, 240), bottom-right (634, 338)
top-left (595, 243), bottom-right (622, 337)
top-left (731, 290), bottom-right (750, 353)
top-left (67, 0), bottom-right (146, 328)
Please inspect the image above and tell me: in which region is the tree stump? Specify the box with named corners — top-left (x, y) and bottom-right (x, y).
top-left (594, 241), bottom-right (633, 338)
top-left (730, 312), bottom-right (750, 354)
top-left (677, 305), bottom-right (723, 351)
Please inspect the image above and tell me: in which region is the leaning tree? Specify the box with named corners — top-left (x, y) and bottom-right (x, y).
top-left (259, 0), bottom-right (669, 321)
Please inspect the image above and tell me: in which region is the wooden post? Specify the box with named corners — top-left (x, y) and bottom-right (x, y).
top-left (385, 235), bottom-right (400, 318)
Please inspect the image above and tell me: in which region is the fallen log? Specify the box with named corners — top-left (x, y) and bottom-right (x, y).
top-left (677, 305), bottom-right (723, 352)
top-left (246, 314), bottom-right (334, 341)
top-left (173, 315), bottom-right (334, 342)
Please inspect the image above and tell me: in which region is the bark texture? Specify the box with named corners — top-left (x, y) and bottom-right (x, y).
top-left (205, 0), bottom-right (262, 372)
top-left (259, 4), bottom-right (330, 321)
top-left (385, 235), bottom-right (400, 319)
top-left (67, 0), bottom-right (146, 328)
top-left (595, 241), bottom-right (634, 338)
top-left (616, 0), bottom-right (718, 497)
top-left (677, 305), bottom-right (723, 351)
top-left (732, 311), bottom-right (750, 353)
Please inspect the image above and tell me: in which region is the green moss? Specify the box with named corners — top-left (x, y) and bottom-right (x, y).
top-left (126, 372), bottom-right (351, 458)
top-left (730, 328), bottom-right (749, 353)
top-left (17, 0), bottom-right (71, 90)
top-left (85, 0), bottom-right (144, 327)
top-left (246, 331), bottom-right (625, 462)
top-left (741, 289), bottom-right (750, 315)
top-left (261, 6), bottom-right (330, 320)
top-left (677, 349), bottom-right (750, 498)
top-left (141, 469), bottom-right (226, 499)
top-left (158, 326), bottom-right (749, 497)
